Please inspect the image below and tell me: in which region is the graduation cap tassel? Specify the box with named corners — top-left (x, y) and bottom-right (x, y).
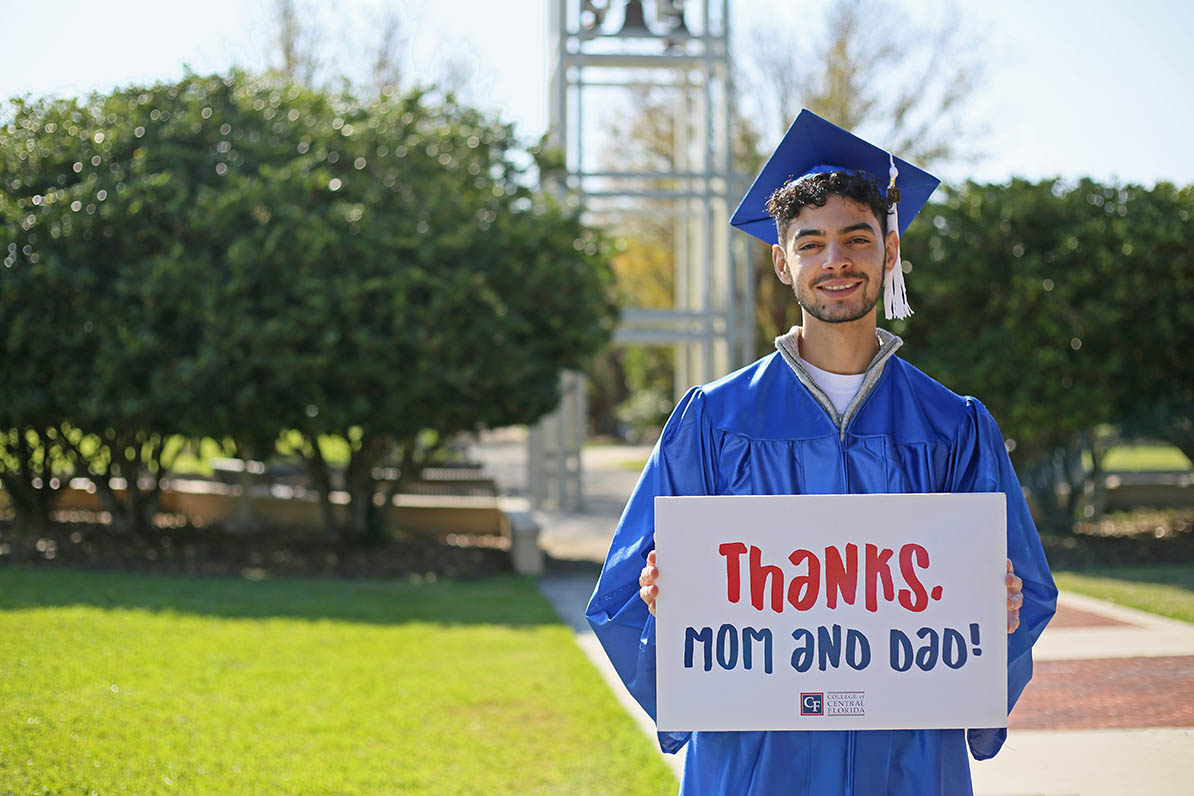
top-left (884, 153), bottom-right (914, 320)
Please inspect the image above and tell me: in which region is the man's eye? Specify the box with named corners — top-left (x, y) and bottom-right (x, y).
top-left (798, 242), bottom-right (822, 251)
top-left (850, 236), bottom-right (871, 244)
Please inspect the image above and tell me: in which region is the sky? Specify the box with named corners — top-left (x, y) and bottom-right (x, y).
top-left (2, 0), bottom-right (1192, 188)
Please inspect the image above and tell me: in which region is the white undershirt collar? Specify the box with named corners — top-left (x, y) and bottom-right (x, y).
top-left (798, 357), bottom-right (866, 417)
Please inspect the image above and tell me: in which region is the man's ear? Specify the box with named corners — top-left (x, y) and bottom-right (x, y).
top-left (884, 229), bottom-right (900, 273)
top-left (772, 242), bottom-right (791, 284)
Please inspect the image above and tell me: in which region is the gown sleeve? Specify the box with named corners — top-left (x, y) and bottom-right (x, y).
top-left (948, 398), bottom-right (1058, 761)
top-left (585, 386), bottom-right (718, 754)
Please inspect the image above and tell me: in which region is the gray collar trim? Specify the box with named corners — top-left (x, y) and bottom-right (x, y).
top-left (773, 326), bottom-right (904, 438)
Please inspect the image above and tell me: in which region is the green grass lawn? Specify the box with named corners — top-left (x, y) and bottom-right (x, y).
top-left (1098, 444), bottom-right (1191, 472)
top-left (48, 432), bottom-right (355, 478)
top-left (0, 567), bottom-right (676, 796)
top-left (1055, 564), bottom-right (1194, 624)
top-left (170, 433), bottom-right (353, 476)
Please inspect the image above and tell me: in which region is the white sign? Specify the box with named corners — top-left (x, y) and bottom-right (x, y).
top-left (654, 493), bottom-right (1007, 732)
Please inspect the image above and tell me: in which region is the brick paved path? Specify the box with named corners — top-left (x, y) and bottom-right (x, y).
top-left (1048, 602), bottom-right (1134, 628)
top-left (1011, 599), bottom-right (1194, 730)
top-left (1012, 655), bottom-right (1194, 729)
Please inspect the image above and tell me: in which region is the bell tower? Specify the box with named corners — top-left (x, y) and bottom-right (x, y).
top-left (529, 0), bottom-right (750, 509)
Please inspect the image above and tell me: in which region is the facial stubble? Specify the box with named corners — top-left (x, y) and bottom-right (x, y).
top-left (789, 255), bottom-right (885, 324)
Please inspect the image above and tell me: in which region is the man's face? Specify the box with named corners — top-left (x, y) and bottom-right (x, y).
top-left (771, 195), bottom-right (898, 325)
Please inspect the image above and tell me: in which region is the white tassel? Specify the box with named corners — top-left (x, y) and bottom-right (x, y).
top-left (884, 153), bottom-right (913, 320)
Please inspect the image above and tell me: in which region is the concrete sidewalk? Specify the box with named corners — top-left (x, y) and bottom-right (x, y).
top-left (470, 431), bottom-right (1194, 795)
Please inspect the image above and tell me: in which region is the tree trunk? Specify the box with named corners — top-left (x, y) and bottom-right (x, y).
top-left (1163, 414), bottom-right (1194, 472)
top-left (83, 433), bottom-right (166, 536)
top-left (344, 435), bottom-right (389, 545)
top-left (1086, 430), bottom-right (1111, 522)
top-left (1060, 439), bottom-right (1087, 524)
top-left (2, 426), bottom-right (61, 533)
top-left (1023, 449), bottom-right (1075, 535)
top-left (227, 439), bottom-right (261, 534)
top-left (92, 468), bottom-right (129, 532)
top-left (302, 433), bottom-right (341, 538)
top-left (2, 474), bottom-right (52, 535)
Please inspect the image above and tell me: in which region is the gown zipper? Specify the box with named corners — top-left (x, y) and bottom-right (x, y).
top-left (846, 730), bottom-right (856, 795)
top-left (773, 327), bottom-right (903, 443)
top-left (774, 328), bottom-right (897, 795)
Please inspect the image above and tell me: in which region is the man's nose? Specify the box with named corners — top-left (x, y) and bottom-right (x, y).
top-left (824, 240), bottom-right (853, 270)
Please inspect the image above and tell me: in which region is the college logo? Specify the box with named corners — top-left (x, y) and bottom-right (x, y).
top-left (799, 691), bottom-right (867, 717)
top-left (800, 692), bottom-right (824, 716)
top-left (826, 691), bottom-right (866, 716)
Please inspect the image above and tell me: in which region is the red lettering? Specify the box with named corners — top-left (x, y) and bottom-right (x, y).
top-left (718, 542), bottom-right (748, 604)
top-left (725, 542), bottom-right (931, 614)
top-left (864, 544), bottom-right (895, 612)
top-left (786, 549), bottom-right (821, 611)
top-left (897, 543), bottom-right (931, 612)
top-left (750, 545), bottom-right (785, 613)
top-left (824, 543), bottom-right (858, 609)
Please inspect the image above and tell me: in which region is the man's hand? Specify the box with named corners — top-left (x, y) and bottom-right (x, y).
top-left (639, 549), bottom-right (659, 617)
top-left (1007, 558), bottom-right (1023, 634)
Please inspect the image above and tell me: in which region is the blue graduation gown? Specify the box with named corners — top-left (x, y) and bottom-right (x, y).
top-left (586, 347), bottom-right (1057, 796)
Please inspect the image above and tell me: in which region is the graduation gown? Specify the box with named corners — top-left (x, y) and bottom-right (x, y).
top-left (586, 332), bottom-right (1057, 796)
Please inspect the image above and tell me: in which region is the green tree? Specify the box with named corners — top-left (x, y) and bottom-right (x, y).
top-left (1106, 182), bottom-right (1194, 468)
top-left (0, 99), bottom-right (90, 530)
top-left (899, 178), bottom-right (1194, 531)
top-left (1, 73), bottom-right (617, 540)
top-left (0, 90), bottom-right (204, 532)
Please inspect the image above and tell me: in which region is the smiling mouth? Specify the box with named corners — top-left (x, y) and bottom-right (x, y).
top-left (817, 280), bottom-right (863, 294)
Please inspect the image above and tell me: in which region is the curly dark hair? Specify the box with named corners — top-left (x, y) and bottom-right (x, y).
top-left (764, 171), bottom-right (891, 246)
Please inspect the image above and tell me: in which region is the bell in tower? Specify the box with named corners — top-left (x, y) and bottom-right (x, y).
top-left (617, 0), bottom-right (652, 36)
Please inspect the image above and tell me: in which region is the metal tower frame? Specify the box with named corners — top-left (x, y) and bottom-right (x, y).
top-left (529, 0), bottom-right (752, 510)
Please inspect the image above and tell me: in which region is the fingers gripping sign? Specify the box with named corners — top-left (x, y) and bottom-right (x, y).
top-left (639, 550), bottom-right (659, 616)
top-left (1006, 558), bottom-right (1023, 634)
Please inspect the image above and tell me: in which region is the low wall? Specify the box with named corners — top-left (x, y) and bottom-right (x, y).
top-left (1103, 472), bottom-right (1194, 510)
top-left (19, 478), bottom-right (543, 575)
top-left (5, 471), bottom-right (1193, 522)
top-left (47, 480), bottom-right (510, 534)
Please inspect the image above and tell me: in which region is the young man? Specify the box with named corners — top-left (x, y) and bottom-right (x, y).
top-left (586, 110), bottom-right (1057, 795)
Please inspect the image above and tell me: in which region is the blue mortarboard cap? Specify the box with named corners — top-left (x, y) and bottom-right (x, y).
top-left (729, 109), bottom-right (940, 247)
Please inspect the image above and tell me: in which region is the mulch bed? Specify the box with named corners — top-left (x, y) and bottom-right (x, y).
top-left (0, 518), bottom-right (513, 580)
